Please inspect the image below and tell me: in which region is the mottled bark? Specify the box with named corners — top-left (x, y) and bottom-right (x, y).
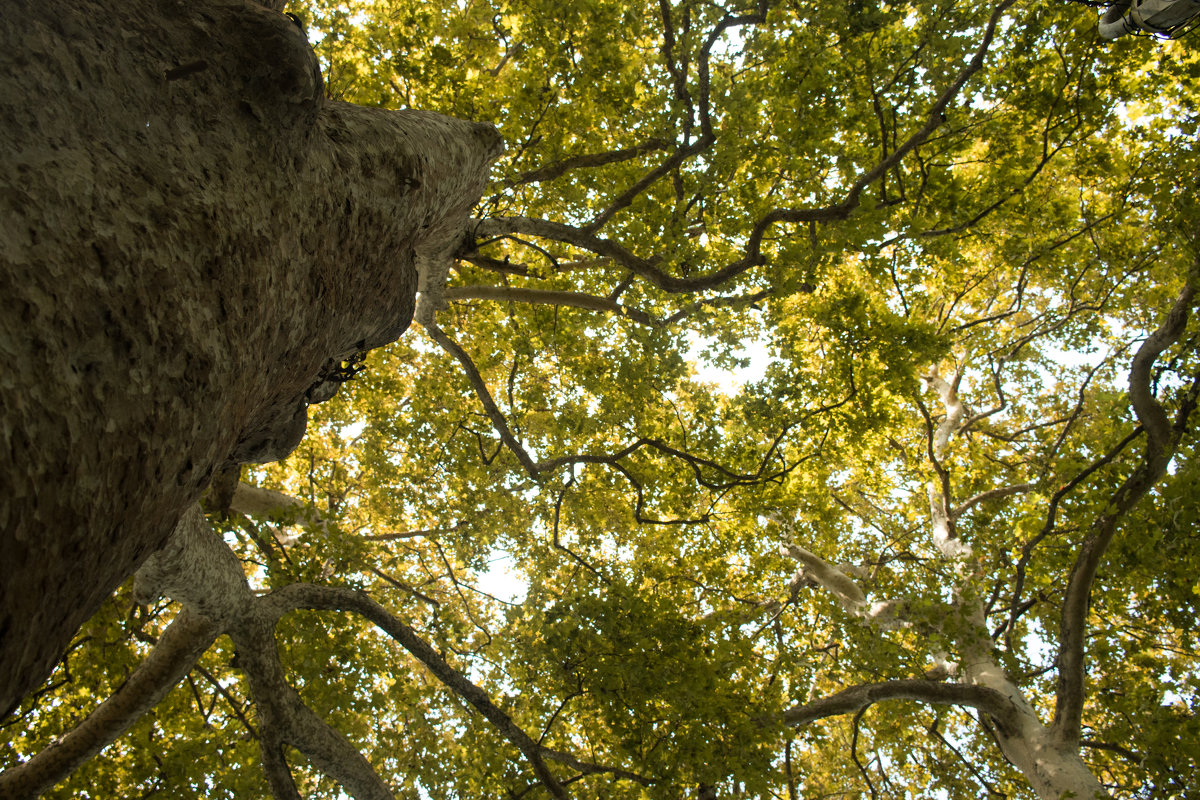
top-left (0, 0), bottom-right (501, 715)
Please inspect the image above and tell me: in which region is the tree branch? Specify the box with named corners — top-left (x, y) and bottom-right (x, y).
top-left (422, 320), bottom-right (541, 480)
top-left (951, 482), bottom-right (1036, 520)
top-left (0, 611), bottom-right (220, 800)
top-left (780, 679), bottom-right (1018, 732)
top-left (443, 284), bottom-right (658, 326)
top-left (271, 584), bottom-right (655, 795)
top-left (229, 615), bottom-right (396, 800)
top-left (1052, 277), bottom-right (1198, 745)
top-left (504, 139), bottom-right (672, 188)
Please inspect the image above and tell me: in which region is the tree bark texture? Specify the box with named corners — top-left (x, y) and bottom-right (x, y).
top-left (0, 0), bottom-right (501, 716)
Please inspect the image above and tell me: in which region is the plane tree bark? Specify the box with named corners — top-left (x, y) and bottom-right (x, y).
top-left (0, 0), bottom-right (501, 716)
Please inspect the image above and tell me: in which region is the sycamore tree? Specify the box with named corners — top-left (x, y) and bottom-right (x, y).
top-left (2, 0), bottom-right (1198, 799)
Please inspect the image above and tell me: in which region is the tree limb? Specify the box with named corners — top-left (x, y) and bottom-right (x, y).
top-left (504, 139), bottom-right (672, 188)
top-left (951, 482), bottom-right (1036, 520)
top-left (270, 583), bottom-right (655, 795)
top-left (0, 611), bottom-right (220, 800)
top-left (444, 284), bottom-right (658, 325)
top-left (1052, 277), bottom-right (1198, 745)
top-left (422, 320), bottom-right (541, 480)
top-left (780, 679), bottom-right (1018, 732)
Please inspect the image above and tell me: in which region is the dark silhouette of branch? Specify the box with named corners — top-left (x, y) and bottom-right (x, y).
top-left (584, 3), bottom-right (772, 233)
top-left (472, 0), bottom-right (1016, 296)
top-left (193, 664), bottom-right (258, 738)
top-left (272, 584), bottom-right (655, 796)
top-left (1052, 276), bottom-right (1198, 746)
top-left (422, 320), bottom-right (542, 480)
top-left (504, 139), bottom-right (672, 188)
top-left (444, 284), bottom-right (658, 326)
top-left (849, 705), bottom-right (879, 800)
top-left (1001, 425), bottom-right (1143, 641)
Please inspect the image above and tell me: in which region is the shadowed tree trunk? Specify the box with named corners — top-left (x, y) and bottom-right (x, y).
top-left (0, 0), bottom-right (501, 716)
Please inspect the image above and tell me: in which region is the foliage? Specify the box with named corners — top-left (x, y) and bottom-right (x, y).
top-left (3, 1), bottom-right (1199, 798)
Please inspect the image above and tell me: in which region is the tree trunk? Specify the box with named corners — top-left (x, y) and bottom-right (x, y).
top-left (0, 0), bottom-right (501, 716)
top-left (963, 645), bottom-right (1109, 800)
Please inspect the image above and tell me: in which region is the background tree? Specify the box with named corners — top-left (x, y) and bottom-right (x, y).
top-left (3, 0), bottom-right (1198, 799)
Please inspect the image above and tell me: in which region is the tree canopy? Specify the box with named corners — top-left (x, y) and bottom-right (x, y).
top-left (2, 0), bottom-right (1198, 798)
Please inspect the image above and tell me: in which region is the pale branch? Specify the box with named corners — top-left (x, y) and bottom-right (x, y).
top-left (443, 284), bottom-right (658, 326)
top-left (778, 540), bottom-right (917, 631)
top-left (779, 543), bottom-right (866, 612)
top-left (126, 507), bottom-right (400, 800)
top-left (421, 320), bottom-right (541, 480)
top-left (921, 366), bottom-right (972, 560)
top-left (234, 480), bottom-right (456, 546)
top-left (780, 680), bottom-right (1018, 732)
top-left (951, 482), bottom-right (1036, 520)
top-left (0, 611), bottom-right (221, 800)
top-left (229, 481), bottom-right (310, 521)
top-left (1052, 277), bottom-right (1198, 746)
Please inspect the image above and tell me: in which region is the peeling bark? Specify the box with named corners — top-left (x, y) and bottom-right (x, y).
top-left (0, 0), bottom-right (501, 715)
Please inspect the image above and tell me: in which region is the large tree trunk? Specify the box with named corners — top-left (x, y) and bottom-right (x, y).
top-left (0, 0), bottom-right (501, 716)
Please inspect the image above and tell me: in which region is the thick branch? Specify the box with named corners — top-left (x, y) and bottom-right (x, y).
top-left (0, 612), bottom-right (220, 800)
top-left (780, 680), bottom-right (1018, 732)
top-left (229, 482), bottom-right (310, 521)
top-left (1052, 278), bottom-right (1197, 745)
top-left (780, 543), bottom-right (866, 612)
top-left (229, 616), bottom-right (395, 800)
